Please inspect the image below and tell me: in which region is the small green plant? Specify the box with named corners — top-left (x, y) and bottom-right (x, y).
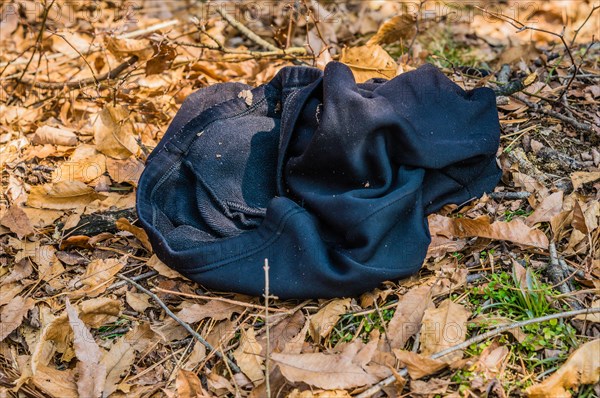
top-left (503, 208), bottom-right (533, 222)
top-left (469, 269), bottom-right (578, 356)
top-left (331, 307), bottom-right (395, 345)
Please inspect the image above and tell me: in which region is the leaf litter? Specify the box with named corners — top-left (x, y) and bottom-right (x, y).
top-left (0, 1), bottom-right (599, 397)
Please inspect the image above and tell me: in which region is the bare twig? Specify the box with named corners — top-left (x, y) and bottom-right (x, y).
top-left (356, 307), bottom-right (600, 397)
top-left (216, 8), bottom-right (280, 52)
top-left (116, 274), bottom-right (241, 374)
top-left (15, 56), bottom-right (139, 90)
top-left (488, 191), bottom-right (531, 200)
top-left (108, 270), bottom-right (158, 291)
top-left (153, 287), bottom-right (290, 313)
top-left (514, 95), bottom-right (594, 133)
top-left (264, 259), bottom-right (272, 398)
top-left (170, 39), bottom-right (306, 57)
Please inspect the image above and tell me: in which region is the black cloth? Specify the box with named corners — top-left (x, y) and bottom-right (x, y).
top-left (136, 62), bottom-right (501, 299)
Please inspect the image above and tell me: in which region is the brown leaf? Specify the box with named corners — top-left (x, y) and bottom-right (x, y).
top-left (392, 350), bottom-right (447, 379)
top-left (71, 258), bottom-right (126, 298)
top-left (387, 285), bottom-right (434, 349)
top-left (474, 343), bottom-right (509, 379)
top-left (271, 340), bottom-right (378, 390)
top-left (526, 191), bottom-right (563, 226)
top-left (526, 339), bottom-right (600, 397)
top-left (442, 215), bottom-right (549, 249)
top-left (420, 299), bottom-right (471, 362)
top-left (106, 157), bottom-right (144, 186)
top-left (177, 300), bottom-right (243, 324)
top-left (101, 338), bottom-right (135, 397)
top-left (176, 369), bottom-right (211, 398)
top-left (0, 205), bottom-right (34, 238)
top-left (0, 295), bottom-right (35, 342)
top-left (125, 290), bottom-right (151, 313)
top-left (26, 181), bottom-right (103, 210)
top-left (233, 327), bottom-right (264, 386)
top-left (65, 298), bottom-right (107, 398)
top-left (309, 298), bottom-right (350, 341)
top-left (367, 14), bottom-right (417, 45)
top-left (31, 125), bottom-right (78, 146)
top-left (105, 37), bottom-right (154, 60)
top-left (147, 254), bottom-right (185, 279)
top-left (574, 300), bottom-right (600, 323)
top-left (571, 171), bottom-right (600, 191)
top-left (288, 389), bottom-right (352, 398)
top-left (93, 105), bottom-right (140, 159)
top-left (116, 218), bottom-right (152, 251)
top-left (339, 45), bottom-right (397, 83)
top-left (31, 364), bottom-right (78, 398)
top-left (1, 258), bottom-right (33, 286)
top-left (52, 144), bottom-right (107, 184)
top-left (410, 378), bottom-right (450, 395)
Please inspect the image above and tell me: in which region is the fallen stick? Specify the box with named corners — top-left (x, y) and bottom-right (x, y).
top-left (216, 8), bottom-right (281, 53)
top-left (488, 191), bottom-right (531, 200)
top-left (116, 274), bottom-right (241, 374)
top-left (356, 306), bottom-right (600, 397)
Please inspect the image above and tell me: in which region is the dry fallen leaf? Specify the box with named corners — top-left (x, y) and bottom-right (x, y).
top-left (288, 389), bottom-right (352, 398)
top-left (100, 337), bottom-right (135, 397)
top-left (0, 295), bottom-right (35, 342)
top-left (387, 285), bottom-right (434, 349)
top-left (147, 254), bottom-right (185, 279)
top-left (125, 290), bottom-right (152, 313)
top-left (0, 204), bottom-right (34, 238)
top-left (233, 327), bottom-right (265, 386)
top-left (52, 144), bottom-right (107, 184)
top-left (93, 105), bottom-right (140, 160)
top-left (66, 298), bottom-right (107, 398)
top-left (176, 369), bottom-right (211, 398)
top-left (367, 14), bottom-right (417, 45)
top-left (392, 350), bottom-right (447, 379)
top-left (106, 157), bottom-right (144, 186)
top-left (71, 258), bottom-right (126, 298)
top-left (176, 300), bottom-right (243, 324)
top-left (526, 191), bottom-right (563, 226)
top-left (526, 339), bottom-right (600, 397)
top-left (339, 45), bottom-right (397, 83)
top-left (271, 340), bottom-right (378, 390)
top-left (32, 125), bottom-right (78, 146)
top-left (105, 37), bottom-right (154, 60)
top-left (420, 299), bottom-right (471, 362)
top-left (27, 181), bottom-right (103, 210)
top-left (309, 298), bottom-right (351, 341)
top-left (571, 171), bottom-right (600, 190)
top-left (116, 218), bottom-right (152, 251)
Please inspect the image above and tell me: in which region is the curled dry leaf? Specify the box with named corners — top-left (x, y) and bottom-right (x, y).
top-left (271, 340), bottom-right (378, 390)
top-left (387, 285), bottom-right (434, 349)
top-left (32, 125), bottom-right (78, 146)
top-left (0, 295), bottom-right (35, 342)
top-left (52, 144), bottom-right (107, 184)
top-left (176, 369), bottom-right (211, 398)
top-left (65, 298), bottom-right (107, 398)
top-left (526, 339), bottom-right (600, 397)
top-left (116, 218), bottom-right (152, 251)
top-left (106, 157), bottom-right (144, 186)
top-left (367, 14), bottom-right (417, 45)
top-left (176, 300), bottom-right (243, 324)
top-left (233, 327), bottom-right (265, 386)
top-left (430, 214), bottom-right (549, 249)
top-left (101, 338), bottom-right (136, 397)
top-left (571, 171), bottom-right (600, 191)
top-left (26, 181), bottom-right (103, 210)
top-left (147, 254), bottom-right (185, 279)
top-left (105, 37), bottom-right (153, 60)
top-left (392, 349), bottom-right (447, 379)
top-left (419, 299), bottom-right (471, 363)
top-left (339, 45), bottom-right (397, 83)
top-left (71, 258), bottom-right (126, 298)
top-left (309, 298), bottom-right (351, 341)
top-left (93, 105), bottom-right (140, 160)
top-left (0, 204), bottom-right (34, 238)
top-left (526, 191), bottom-right (563, 226)
top-left (125, 290), bottom-right (151, 313)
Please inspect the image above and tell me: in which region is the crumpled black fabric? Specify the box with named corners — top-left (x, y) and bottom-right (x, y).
top-left (137, 62), bottom-right (501, 299)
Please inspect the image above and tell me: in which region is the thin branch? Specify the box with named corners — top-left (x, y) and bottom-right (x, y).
top-left (488, 191), bottom-right (531, 200)
top-left (170, 39), bottom-right (306, 57)
top-left (15, 56), bottom-right (138, 90)
top-left (513, 94), bottom-right (594, 133)
top-left (216, 8), bottom-right (280, 52)
top-left (356, 307), bottom-right (600, 397)
top-left (116, 274), bottom-right (241, 374)
top-left (264, 259), bottom-right (272, 398)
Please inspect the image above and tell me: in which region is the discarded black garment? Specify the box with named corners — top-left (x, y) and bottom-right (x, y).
top-left (137, 62), bottom-right (501, 299)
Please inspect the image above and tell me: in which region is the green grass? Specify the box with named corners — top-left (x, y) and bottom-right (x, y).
top-left (331, 307), bottom-right (395, 345)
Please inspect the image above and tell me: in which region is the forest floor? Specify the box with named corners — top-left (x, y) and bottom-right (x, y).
top-left (0, 1), bottom-right (599, 397)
